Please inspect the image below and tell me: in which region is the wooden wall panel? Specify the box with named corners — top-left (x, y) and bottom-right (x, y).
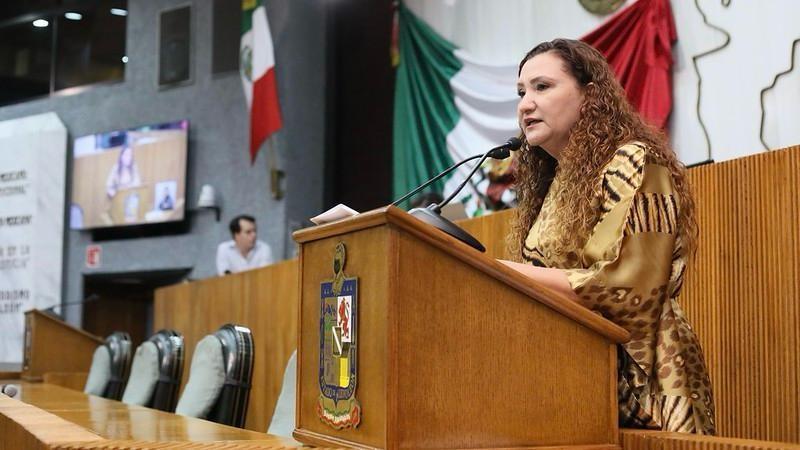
top-left (621, 429), bottom-right (800, 450)
top-left (458, 145), bottom-right (800, 443)
top-left (153, 259), bottom-right (298, 432)
top-left (681, 146), bottom-right (800, 443)
top-left (457, 208), bottom-right (515, 260)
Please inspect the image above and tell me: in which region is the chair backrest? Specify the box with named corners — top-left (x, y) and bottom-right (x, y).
top-left (149, 329), bottom-right (184, 412)
top-left (103, 332), bottom-right (132, 400)
top-left (121, 329), bottom-right (184, 411)
top-left (83, 346), bottom-right (112, 396)
top-left (175, 334), bottom-right (226, 419)
top-left (174, 324), bottom-right (254, 427)
top-left (84, 332), bottom-right (132, 399)
top-left (206, 324), bottom-right (255, 428)
top-left (121, 341), bottom-right (159, 406)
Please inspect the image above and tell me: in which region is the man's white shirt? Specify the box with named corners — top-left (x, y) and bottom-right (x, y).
top-left (216, 240), bottom-right (273, 275)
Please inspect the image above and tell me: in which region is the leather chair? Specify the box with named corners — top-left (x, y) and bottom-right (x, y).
top-left (121, 329), bottom-right (184, 411)
top-left (149, 329), bottom-right (184, 411)
top-left (207, 324), bottom-right (255, 428)
top-left (84, 332), bottom-right (132, 400)
top-left (175, 324), bottom-right (254, 428)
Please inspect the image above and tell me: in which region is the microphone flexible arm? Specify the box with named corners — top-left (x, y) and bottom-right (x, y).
top-left (406, 138), bottom-right (520, 252)
top-left (407, 149), bottom-right (496, 252)
top-left (432, 138), bottom-right (518, 211)
top-left (42, 294), bottom-right (100, 317)
top-left (433, 151), bottom-right (493, 213)
top-left (391, 154), bottom-right (483, 207)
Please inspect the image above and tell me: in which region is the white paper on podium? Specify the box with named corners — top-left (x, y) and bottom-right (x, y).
top-left (310, 203), bottom-right (359, 225)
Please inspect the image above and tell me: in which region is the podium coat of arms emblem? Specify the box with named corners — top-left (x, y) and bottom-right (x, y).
top-left (317, 242), bottom-right (361, 428)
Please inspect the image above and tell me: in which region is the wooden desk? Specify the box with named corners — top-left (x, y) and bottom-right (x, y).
top-left (0, 381), bottom-right (310, 449)
top-left (22, 310), bottom-right (104, 381)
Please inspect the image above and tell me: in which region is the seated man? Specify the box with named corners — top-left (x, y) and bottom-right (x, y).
top-left (216, 215), bottom-right (274, 275)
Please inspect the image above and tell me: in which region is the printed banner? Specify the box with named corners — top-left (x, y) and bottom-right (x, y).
top-left (0, 113), bottom-right (67, 365)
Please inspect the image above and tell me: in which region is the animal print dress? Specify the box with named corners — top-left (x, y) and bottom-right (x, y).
top-left (522, 142), bottom-right (716, 434)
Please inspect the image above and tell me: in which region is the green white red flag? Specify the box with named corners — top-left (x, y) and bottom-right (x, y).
top-left (240, 0), bottom-right (282, 163)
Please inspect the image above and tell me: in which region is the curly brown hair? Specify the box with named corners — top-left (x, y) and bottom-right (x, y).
top-left (508, 39), bottom-right (697, 262)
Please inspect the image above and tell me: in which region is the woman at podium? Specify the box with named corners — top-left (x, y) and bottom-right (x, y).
top-left (501, 39), bottom-right (716, 434)
top-left (105, 142), bottom-right (142, 198)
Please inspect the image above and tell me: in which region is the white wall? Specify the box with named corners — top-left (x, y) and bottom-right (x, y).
top-left (406, 0), bottom-right (800, 164)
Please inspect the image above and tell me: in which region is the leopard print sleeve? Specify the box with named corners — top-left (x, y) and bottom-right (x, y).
top-left (564, 143), bottom-right (679, 372)
top-left (562, 143), bottom-right (716, 434)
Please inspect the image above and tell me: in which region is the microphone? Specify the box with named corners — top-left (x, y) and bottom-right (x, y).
top-left (485, 136), bottom-right (521, 160)
top-left (405, 137), bottom-right (522, 252)
top-left (1, 384), bottom-right (18, 398)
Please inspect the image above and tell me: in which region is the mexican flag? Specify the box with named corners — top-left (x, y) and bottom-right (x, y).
top-left (393, 4), bottom-right (518, 216)
top-left (394, 1), bottom-right (677, 216)
top-left (240, 0), bottom-right (282, 163)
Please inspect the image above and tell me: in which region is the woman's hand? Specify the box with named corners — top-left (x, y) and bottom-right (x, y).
top-left (497, 259), bottom-right (581, 304)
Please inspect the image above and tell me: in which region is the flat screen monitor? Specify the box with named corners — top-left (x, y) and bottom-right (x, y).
top-left (70, 119), bottom-right (188, 230)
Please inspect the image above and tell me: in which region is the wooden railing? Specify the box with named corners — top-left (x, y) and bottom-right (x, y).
top-left (620, 429), bottom-right (800, 450)
top-left (680, 145), bottom-right (800, 443)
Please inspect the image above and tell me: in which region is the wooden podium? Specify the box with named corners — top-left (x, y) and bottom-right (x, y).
top-left (293, 207), bottom-right (629, 450)
top-left (21, 309), bottom-right (104, 381)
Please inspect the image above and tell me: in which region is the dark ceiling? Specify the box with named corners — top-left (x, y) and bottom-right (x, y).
top-left (0, 0), bottom-right (127, 105)
top-left (0, 0), bottom-right (126, 26)
top-left (0, 0), bottom-right (61, 22)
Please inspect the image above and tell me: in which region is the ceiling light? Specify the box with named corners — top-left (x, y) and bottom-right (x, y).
top-left (110, 8), bottom-right (128, 16)
top-left (121, 56), bottom-right (129, 63)
top-left (64, 12), bottom-right (83, 20)
top-left (32, 19), bottom-right (49, 28)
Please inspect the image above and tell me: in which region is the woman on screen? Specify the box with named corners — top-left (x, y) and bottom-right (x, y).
top-left (105, 143), bottom-right (141, 198)
top-left (500, 39), bottom-right (715, 434)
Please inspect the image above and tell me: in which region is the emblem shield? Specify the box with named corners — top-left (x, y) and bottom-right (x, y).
top-left (317, 242), bottom-right (361, 428)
